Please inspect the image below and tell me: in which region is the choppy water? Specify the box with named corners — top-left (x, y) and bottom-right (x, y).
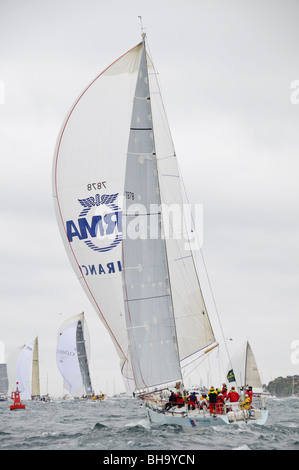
top-left (0, 397), bottom-right (298, 452)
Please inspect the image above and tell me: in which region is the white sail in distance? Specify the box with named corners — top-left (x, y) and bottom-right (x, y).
top-left (56, 313), bottom-right (92, 397)
top-left (228, 341), bottom-right (263, 391)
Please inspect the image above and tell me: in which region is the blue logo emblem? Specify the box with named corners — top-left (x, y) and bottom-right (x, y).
top-left (66, 193), bottom-right (122, 253)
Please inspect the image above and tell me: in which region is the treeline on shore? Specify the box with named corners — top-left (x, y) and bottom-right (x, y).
top-left (265, 375), bottom-right (299, 397)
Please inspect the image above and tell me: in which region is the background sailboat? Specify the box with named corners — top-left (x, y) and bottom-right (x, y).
top-left (31, 337), bottom-right (41, 399)
top-left (56, 313), bottom-right (93, 397)
top-left (227, 341), bottom-right (263, 393)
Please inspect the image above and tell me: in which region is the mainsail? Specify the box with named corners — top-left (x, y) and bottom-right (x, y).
top-left (56, 313), bottom-right (93, 396)
top-left (122, 41), bottom-right (182, 391)
top-left (53, 36), bottom-right (217, 394)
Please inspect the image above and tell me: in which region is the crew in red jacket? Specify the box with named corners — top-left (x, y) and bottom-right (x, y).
top-left (216, 392), bottom-right (225, 414)
top-left (246, 386), bottom-right (253, 403)
top-left (221, 383), bottom-right (228, 398)
top-left (226, 387), bottom-right (240, 403)
top-left (175, 393), bottom-right (184, 408)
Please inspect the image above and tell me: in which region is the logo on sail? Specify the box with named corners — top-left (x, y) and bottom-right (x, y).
top-left (66, 193), bottom-right (122, 253)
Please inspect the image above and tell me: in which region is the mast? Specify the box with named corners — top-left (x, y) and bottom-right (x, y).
top-left (138, 15), bottom-right (145, 40)
top-left (15, 338), bottom-right (35, 400)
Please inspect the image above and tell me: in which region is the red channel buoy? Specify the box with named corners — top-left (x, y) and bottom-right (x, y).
top-left (10, 382), bottom-right (26, 410)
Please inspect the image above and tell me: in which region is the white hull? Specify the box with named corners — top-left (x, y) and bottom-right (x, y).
top-left (145, 404), bottom-right (268, 428)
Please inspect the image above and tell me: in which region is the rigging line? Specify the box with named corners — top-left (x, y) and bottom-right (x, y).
top-left (123, 211), bottom-right (161, 216)
top-left (125, 293), bottom-right (170, 303)
top-left (157, 154), bottom-right (176, 161)
top-left (130, 127), bottom-right (152, 131)
top-left (182, 352), bottom-right (211, 380)
top-left (138, 16), bottom-right (144, 37)
top-left (174, 255), bottom-right (192, 262)
top-left (161, 174), bottom-right (180, 178)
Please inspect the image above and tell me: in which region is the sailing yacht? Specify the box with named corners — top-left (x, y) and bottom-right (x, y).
top-left (53, 33), bottom-right (268, 426)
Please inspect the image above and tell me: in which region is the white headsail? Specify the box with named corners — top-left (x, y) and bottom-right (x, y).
top-left (15, 338), bottom-right (36, 400)
top-left (228, 341), bottom-right (263, 391)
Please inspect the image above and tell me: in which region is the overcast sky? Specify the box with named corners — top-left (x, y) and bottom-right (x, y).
top-left (1, 0), bottom-right (298, 397)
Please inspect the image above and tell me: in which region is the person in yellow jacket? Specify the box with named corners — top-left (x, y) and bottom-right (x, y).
top-left (208, 387), bottom-right (217, 413)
